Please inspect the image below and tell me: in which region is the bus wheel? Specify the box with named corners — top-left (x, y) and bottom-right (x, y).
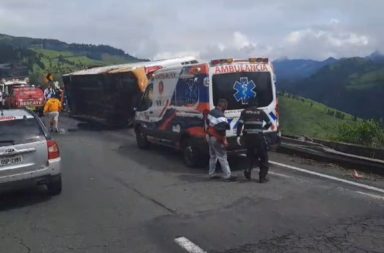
top-left (136, 128), bottom-right (149, 149)
top-left (182, 139), bottom-right (200, 168)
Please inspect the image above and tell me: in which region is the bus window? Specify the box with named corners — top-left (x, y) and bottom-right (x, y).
top-left (138, 83), bottom-right (153, 111)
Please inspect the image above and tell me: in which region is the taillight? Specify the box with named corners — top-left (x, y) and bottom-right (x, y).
top-left (47, 140), bottom-right (60, 160)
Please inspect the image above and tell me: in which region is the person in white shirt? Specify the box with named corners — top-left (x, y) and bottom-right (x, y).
top-left (44, 84), bottom-right (56, 100)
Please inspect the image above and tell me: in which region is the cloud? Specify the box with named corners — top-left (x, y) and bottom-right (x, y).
top-left (233, 32), bottom-right (256, 51)
top-left (282, 23), bottom-right (371, 59)
top-left (153, 50), bottom-right (201, 60)
top-left (0, 0), bottom-right (383, 60)
top-left (286, 29), bottom-right (368, 48)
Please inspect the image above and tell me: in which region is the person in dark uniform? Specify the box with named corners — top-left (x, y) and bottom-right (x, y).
top-left (236, 101), bottom-right (272, 183)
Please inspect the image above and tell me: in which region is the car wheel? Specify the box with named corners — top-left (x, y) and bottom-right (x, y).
top-left (47, 175), bottom-right (62, 196)
top-left (183, 139), bottom-right (201, 167)
top-left (136, 128), bottom-right (149, 149)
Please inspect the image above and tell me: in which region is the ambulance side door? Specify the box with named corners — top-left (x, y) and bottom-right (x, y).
top-left (149, 73), bottom-right (180, 140)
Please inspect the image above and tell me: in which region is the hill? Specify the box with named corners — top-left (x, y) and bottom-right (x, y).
top-left (275, 53), bottom-right (384, 120)
top-left (273, 57), bottom-right (337, 89)
top-left (278, 93), bottom-right (359, 140)
top-left (286, 56), bottom-right (384, 120)
top-left (0, 33), bottom-right (146, 84)
top-left (0, 33), bottom-right (142, 63)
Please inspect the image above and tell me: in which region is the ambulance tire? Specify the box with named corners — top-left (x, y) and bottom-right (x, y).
top-left (182, 139), bottom-right (201, 168)
top-left (136, 128), bottom-right (150, 149)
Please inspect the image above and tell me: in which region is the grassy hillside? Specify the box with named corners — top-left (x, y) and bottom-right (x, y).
top-left (0, 33), bottom-right (143, 63)
top-left (279, 93), bottom-right (359, 140)
top-left (0, 33), bottom-right (146, 85)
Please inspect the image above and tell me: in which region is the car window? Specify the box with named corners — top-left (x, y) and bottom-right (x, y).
top-left (0, 118), bottom-right (45, 146)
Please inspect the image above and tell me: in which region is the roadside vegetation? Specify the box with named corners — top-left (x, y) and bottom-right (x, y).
top-left (336, 120), bottom-right (384, 148)
top-left (279, 92), bottom-right (358, 139)
top-left (279, 92), bottom-right (384, 148)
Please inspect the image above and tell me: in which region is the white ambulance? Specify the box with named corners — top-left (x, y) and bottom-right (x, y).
top-left (134, 58), bottom-right (280, 166)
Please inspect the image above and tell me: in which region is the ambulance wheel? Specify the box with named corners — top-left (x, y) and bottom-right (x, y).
top-left (136, 128), bottom-right (149, 149)
top-left (182, 139), bottom-right (200, 168)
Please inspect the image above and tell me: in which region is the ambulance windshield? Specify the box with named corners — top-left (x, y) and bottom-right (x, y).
top-left (212, 72), bottom-right (273, 109)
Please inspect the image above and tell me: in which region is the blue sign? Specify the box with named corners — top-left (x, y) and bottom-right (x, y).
top-left (233, 77), bottom-right (256, 104)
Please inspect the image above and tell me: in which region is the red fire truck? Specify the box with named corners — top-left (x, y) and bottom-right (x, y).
top-left (0, 77), bottom-right (45, 112)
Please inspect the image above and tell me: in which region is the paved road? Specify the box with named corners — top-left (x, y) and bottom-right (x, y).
top-left (1, 117), bottom-right (384, 253)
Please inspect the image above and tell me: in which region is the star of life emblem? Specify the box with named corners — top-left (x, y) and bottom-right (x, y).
top-left (233, 77), bottom-right (256, 104)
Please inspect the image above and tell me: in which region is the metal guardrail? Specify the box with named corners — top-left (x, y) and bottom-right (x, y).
top-left (278, 136), bottom-right (384, 175)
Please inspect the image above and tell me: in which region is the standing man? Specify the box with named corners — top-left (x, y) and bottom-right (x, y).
top-left (206, 98), bottom-right (236, 181)
top-left (44, 93), bottom-right (62, 133)
top-left (44, 83), bottom-right (56, 100)
top-left (236, 101), bottom-right (272, 183)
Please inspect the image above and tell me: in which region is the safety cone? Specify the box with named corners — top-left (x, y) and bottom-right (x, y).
top-left (353, 170), bottom-right (364, 179)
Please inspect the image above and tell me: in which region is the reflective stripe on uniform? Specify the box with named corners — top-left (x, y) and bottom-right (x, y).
top-left (244, 121), bottom-right (263, 125)
top-left (207, 114), bottom-right (228, 126)
top-left (246, 129), bottom-right (263, 134)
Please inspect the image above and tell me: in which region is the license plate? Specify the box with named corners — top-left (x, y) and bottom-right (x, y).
top-left (0, 155), bottom-right (23, 167)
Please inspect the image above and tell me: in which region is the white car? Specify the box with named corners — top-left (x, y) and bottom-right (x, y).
top-left (0, 109), bottom-right (62, 195)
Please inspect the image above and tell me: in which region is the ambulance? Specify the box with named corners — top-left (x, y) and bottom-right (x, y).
top-left (134, 58), bottom-right (280, 167)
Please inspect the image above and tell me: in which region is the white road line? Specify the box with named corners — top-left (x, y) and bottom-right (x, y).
top-left (270, 160), bottom-right (384, 195)
top-left (356, 191), bottom-right (384, 201)
top-left (268, 171), bottom-right (292, 178)
top-left (174, 237), bottom-right (207, 253)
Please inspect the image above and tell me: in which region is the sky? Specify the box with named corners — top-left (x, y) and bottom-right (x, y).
top-left (0, 0), bottom-right (383, 60)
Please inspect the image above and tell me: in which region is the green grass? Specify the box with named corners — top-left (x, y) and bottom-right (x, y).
top-left (279, 94), bottom-right (360, 140)
top-left (32, 48), bottom-right (104, 68)
top-left (27, 48), bottom-right (133, 85)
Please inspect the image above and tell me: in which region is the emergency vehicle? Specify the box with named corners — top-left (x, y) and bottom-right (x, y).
top-left (134, 58), bottom-right (280, 167)
top-left (0, 78), bottom-right (45, 112)
top-left (63, 57), bottom-right (197, 126)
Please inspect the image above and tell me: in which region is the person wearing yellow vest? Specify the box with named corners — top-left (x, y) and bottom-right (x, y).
top-left (44, 94), bottom-right (62, 132)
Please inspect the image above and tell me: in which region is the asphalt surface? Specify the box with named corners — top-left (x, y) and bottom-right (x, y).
top-left (0, 116), bottom-right (384, 253)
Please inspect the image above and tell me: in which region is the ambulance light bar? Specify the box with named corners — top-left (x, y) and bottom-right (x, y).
top-left (249, 58), bottom-right (269, 63)
top-left (210, 58), bottom-right (234, 65)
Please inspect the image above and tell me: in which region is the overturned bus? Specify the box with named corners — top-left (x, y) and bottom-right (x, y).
top-left (62, 57), bottom-right (197, 126)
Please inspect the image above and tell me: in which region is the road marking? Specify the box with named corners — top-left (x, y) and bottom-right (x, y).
top-left (356, 191), bottom-right (384, 201)
top-left (174, 237), bottom-right (207, 253)
top-left (269, 171), bottom-right (292, 178)
top-left (270, 160), bottom-right (384, 195)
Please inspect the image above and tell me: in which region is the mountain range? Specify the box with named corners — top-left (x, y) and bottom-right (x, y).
top-left (273, 52), bottom-right (384, 120)
top-left (0, 33), bottom-right (145, 84)
top-left (0, 33), bottom-right (143, 63)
